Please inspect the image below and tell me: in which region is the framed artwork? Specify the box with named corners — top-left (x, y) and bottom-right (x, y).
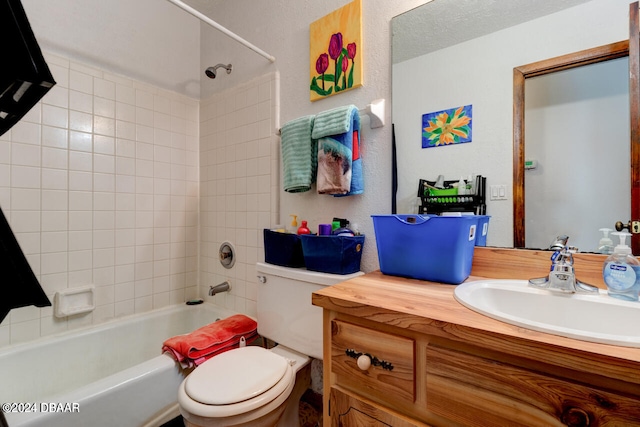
top-left (422, 105), bottom-right (472, 148)
top-left (309, 0), bottom-right (363, 101)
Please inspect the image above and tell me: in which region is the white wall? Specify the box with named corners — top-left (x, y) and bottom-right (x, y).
top-left (22, 0), bottom-right (202, 99)
top-left (199, 73), bottom-right (279, 316)
top-left (392, 0), bottom-right (630, 248)
top-left (0, 0), bottom-right (627, 345)
top-left (0, 0), bottom-right (432, 348)
top-left (0, 53), bottom-right (200, 347)
top-left (199, 0), bottom-right (427, 272)
top-left (525, 58), bottom-right (630, 251)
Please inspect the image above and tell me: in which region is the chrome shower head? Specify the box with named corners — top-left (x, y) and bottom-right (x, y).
top-left (205, 63), bottom-right (233, 79)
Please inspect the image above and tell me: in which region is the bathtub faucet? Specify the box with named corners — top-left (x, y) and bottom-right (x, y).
top-left (209, 281), bottom-right (231, 296)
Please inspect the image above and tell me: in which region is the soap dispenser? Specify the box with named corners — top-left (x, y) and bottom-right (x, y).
top-left (603, 231), bottom-right (640, 301)
top-left (597, 228), bottom-right (614, 254)
top-left (288, 215), bottom-right (298, 234)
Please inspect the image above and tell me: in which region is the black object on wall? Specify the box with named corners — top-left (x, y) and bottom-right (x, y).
top-left (0, 206), bottom-right (51, 322)
top-left (392, 123), bottom-right (397, 214)
top-left (0, 0), bottom-right (56, 137)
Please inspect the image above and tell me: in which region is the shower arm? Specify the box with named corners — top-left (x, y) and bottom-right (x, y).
top-left (166, 0), bottom-right (276, 63)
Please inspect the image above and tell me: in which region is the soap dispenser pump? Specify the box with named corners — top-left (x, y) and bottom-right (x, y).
top-left (598, 228), bottom-right (614, 254)
top-left (288, 215), bottom-right (298, 234)
top-left (603, 231), bottom-right (640, 301)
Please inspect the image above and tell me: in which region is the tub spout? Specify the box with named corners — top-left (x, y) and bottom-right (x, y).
top-left (209, 281), bottom-right (231, 296)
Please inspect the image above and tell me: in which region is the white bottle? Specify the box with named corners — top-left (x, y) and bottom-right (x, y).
top-left (467, 174), bottom-right (475, 195)
top-left (597, 228), bottom-right (614, 254)
top-left (457, 177), bottom-right (466, 195)
top-left (603, 231), bottom-right (640, 301)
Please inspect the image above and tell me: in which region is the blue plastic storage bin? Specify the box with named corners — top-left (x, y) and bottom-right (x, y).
top-left (475, 215), bottom-right (491, 246)
top-left (263, 229), bottom-right (305, 268)
top-left (300, 234), bottom-right (364, 275)
top-left (371, 215), bottom-right (477, 284)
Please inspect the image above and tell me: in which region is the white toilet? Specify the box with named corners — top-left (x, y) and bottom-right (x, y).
top-left (178, 262), bottom-right (363, 427)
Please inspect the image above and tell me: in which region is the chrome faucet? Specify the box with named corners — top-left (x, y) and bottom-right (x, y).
top-left (528, 236), bottom-right (599, 294)
top-left (209, 281), bottom-right (231, 296)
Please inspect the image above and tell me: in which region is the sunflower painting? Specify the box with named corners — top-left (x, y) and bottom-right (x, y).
top-left (422, 105), bottom-right (472, 148)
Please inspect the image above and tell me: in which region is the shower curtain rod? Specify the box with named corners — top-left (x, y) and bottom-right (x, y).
top-left (166, 0), bottom-right (276, 63)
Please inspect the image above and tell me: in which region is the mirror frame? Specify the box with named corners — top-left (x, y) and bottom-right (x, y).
top-left (512, 40), bottom-right (633, 249)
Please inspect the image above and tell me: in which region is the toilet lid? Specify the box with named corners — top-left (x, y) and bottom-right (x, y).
top-left (184, 346), bottom-right (289, 405)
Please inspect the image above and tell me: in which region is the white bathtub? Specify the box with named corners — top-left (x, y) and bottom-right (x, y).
top-left (0, 303), bottom-right (237, 427)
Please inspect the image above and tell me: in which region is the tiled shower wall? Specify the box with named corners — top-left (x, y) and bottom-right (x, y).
top-left (199, 73), bottom-right (279, 317)
top-left (0, 53), bottom-right (200, 347)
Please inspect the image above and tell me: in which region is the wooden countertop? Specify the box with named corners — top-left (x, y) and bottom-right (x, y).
top-left (312, 270), bottom-right (640, 365)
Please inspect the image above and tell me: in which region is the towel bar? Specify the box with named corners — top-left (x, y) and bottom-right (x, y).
top-left (276, 98), bottom-right (385, 135)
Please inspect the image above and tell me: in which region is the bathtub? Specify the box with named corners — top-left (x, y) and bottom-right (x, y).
top-left (0, 303), bottom-right (237, 427)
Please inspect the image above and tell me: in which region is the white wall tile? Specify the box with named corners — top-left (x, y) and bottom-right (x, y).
top-left (11, 121), bottom-right (41, 145)
top-left (69, 171), bottom-right (92, 191)
top-left (42, 190), bottom-right (68, 211)
top-left (12, 166), bottom-right (40, 189)
top-left (94, 116), bottom-right (115, 137)
top-left (69, 111), bottom-right (93, 133)
top-left (2, 54), bottom-right (201, 349)
top-left (94, 79), bottom-right (116, 100)
top-left (42, 126), bottom-right (68, 149)
top-left (42, 169), bottom-right (68, 190)
top-left (70, 70), bottom-right (93, 94)
top-left (42, 105), bottom-right (69, 129)
top-left (70, 90), bottom-right (93, 114)
top-left (94, 135), bottom-right (115, 155)
top-left (94, 98), bottom-right (116, 118)
top-left (42, 147), bottom-right (68, 170)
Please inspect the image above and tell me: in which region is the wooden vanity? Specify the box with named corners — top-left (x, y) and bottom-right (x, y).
top-left (312, 248), bottom-right (640, 426)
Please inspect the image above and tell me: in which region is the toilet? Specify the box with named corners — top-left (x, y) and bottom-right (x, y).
top-left (178, 262), bottom-right (363, 427)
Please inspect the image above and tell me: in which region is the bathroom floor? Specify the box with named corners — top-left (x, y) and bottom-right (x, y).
top-left (160, 415), bottom-right (184, 427)
top-left (160, 390), bottom-right (322, 427)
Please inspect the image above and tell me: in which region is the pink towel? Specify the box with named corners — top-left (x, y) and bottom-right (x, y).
top-left (162, 314), bottom-right (259, 368)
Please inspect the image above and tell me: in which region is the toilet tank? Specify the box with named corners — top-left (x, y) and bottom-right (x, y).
top-left (255, 262), bottom-right (363, 360)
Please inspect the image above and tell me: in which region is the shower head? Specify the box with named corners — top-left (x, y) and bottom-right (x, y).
top-left (205, 63), bottom-right (233, 79)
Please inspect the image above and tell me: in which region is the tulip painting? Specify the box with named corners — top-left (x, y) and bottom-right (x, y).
top-left (309, 0), bottom-right (363, 101)
top-left (422, 105), bottom-right (473, 148)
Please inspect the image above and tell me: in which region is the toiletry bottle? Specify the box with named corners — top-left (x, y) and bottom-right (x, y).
top-left (597, 228), bottom-right (614, 254)
top-left (603, 231), bottom-right (640, 301)
top-left (297, 220), bottom-right (311, 235)
top-left (332, 218), bottom-right (354, 236)
top-left (457, 177), bottom-right (466, 195)
top-left (288, 215), bottom-right (298, 234)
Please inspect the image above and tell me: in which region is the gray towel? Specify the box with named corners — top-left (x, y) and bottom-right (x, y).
top-left (281, 115), bottom-right (316, 193)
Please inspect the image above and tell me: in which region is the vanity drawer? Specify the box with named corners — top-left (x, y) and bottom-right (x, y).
top-left (330, 319), bottom-right (415, 404)
top-left (425, 343), bottom-right (640, 427)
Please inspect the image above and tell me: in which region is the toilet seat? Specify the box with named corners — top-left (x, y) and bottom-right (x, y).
top-left (179, 346), bottom-right (296, 418)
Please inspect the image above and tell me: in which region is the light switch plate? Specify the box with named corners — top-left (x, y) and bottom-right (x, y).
top-left (490, 185), bottom-right (508, 201)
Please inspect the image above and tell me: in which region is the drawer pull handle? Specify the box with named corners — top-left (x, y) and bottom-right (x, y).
top-left (345, 349), bottom-right (394, 371)
top-left (357, 354), bottom-right (371, 370)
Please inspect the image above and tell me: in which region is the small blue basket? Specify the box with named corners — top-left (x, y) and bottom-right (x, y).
top-left (263, 229), bottom-right (305, 268)
top-left (300, 234), bottom-right (364, 275)
top-left (371, 215), bottom-right (477, 284)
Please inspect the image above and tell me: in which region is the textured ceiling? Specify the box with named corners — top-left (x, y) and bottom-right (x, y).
top-left (392, 0), bottom-right (594, 64)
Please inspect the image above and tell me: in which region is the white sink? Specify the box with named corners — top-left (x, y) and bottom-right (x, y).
top-left (454, 279), bottom-right (640, 347)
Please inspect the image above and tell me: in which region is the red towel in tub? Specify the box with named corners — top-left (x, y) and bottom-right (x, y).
top-left (162, 314), bottom-right (259, 368)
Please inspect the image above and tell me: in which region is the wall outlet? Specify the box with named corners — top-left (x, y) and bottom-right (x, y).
top-left (490, 185), bottom-right (508, 201)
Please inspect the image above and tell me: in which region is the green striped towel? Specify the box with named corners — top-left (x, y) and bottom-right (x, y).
top-left (281, 115), bottom-right (316, 193)
top-left (311, 105), bottom-right (358, 139)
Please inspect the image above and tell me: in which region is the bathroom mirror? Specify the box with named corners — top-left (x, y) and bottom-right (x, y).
top-left (391, 0), bottom-right (637, 253)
